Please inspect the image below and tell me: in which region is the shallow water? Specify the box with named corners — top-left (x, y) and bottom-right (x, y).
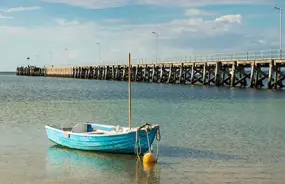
top-left (1, 74), bottom-right (285, 184)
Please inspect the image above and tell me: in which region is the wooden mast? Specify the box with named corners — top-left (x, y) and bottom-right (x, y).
top-left (128, 53), bottom-right (132, 129)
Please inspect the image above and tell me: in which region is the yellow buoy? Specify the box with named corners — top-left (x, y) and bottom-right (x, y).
top-left (143, 162), bottom-right (155, 172)
top-left (143, 152), bottom-right (156, 164)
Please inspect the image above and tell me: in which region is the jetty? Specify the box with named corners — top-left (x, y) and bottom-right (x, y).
top-left (16, 49), bottom-right (285, 89)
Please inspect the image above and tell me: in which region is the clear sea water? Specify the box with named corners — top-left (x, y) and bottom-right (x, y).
top-left (1, 73), bottom-right (285, 184)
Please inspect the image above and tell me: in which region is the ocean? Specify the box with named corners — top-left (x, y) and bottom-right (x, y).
top-left (1, 73), bottom-right (285, 184)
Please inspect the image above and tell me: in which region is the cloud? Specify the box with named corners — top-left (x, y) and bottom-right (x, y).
top-left (0, 14), bottom-right (13, 19)
top-left (165, 14), bottom-right (243, 36)
top-left (170, 18), bottom-right (204, 27)
top-left (41, 0), bottom-right (130, 9)
top-left (185, 8), bottom-right (213, 16)
top-left (139, 0), bottom-right (271, 7)
top-left (102, 18), bottom-right (127, 23)
top-left (215, 14), bottom-right (242, 24)
top-left (257, 39), bottom-right (265, 44)
top-left (0, 13), bottom-right (273, 71)
top-left (41, 0), bottom-right (271, 9)
top-left (2, 6), bottom-right (41, 13)
top-left (55, 18), bottom-right (80, 26)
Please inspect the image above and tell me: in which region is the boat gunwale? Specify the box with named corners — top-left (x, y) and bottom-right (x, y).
top-left (45, 123), bottom-right (159, 137)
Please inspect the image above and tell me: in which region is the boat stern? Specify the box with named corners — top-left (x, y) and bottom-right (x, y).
top-left (45, 125), bottom-right (70, 145)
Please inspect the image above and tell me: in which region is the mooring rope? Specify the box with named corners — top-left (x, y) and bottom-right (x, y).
top-left (134, 126), bottom-right (190, 182)
top-left (155, 127), bottom-right (161, 162)
top-left (146, 131), bottom-right (151, 153)
top-left (135, 128), bottom-right (142, 160)
top-left (135, 123), bottom-right (161, 162)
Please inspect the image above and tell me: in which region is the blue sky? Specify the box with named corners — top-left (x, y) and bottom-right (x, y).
top-left (0, 0), bottom-right (284, 71)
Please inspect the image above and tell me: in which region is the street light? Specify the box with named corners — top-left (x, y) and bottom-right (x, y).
top-left (97, 42), bottom-right (101, 63)
top-left (152, 31), bottom-right (158, 63)
top-left (27, 57), bottom-right (30, 67)
top-left (49, 51), bottom-right (52, 61)
top-left (64, 48), bottom-right (72, 66)
top-left (274, 6), bottom-right (282, 58)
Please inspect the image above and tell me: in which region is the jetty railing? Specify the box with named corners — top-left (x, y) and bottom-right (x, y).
top-left (126, 49), bottom-right (284, 65)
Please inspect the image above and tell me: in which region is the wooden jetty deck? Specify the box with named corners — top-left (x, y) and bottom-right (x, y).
top-left (16, 49), bottom-right (285, 89)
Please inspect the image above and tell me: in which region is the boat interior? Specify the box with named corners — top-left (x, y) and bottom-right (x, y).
top-left (51, 123), bottom-right (130, 135)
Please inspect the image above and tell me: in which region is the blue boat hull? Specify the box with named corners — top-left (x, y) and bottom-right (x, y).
top-left (45, 124), bottom-right (159, 155)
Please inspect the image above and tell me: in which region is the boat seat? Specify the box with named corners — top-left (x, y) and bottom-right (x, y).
top-left (71, 123), bottom-right (88, 133)
top-left (62, 128), bottom-right (72, 131)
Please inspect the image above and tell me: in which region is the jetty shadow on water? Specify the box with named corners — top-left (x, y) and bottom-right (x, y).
top-left (159, 145), bottom-right (242, 160)
top-left (45, 145), bottom-right (161, 184)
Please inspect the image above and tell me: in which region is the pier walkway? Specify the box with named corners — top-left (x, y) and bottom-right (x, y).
top-left (16, 49), bottom-right (285, 89)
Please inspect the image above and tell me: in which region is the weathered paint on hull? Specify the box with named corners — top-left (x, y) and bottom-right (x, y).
top-left (45, 126), bottom-right (158, 155)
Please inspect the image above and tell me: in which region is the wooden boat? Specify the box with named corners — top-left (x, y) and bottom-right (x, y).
top-left (45, 53), bottom-right (161, 155)
top-left (45, 123), bottom-right (159, 154)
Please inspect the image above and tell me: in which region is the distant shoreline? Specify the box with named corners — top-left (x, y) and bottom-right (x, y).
top-left (0, 72), bottom-right (16, 75)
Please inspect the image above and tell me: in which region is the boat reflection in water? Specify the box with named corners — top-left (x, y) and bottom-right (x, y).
top-left (45, 145), bottom-right (161, 184)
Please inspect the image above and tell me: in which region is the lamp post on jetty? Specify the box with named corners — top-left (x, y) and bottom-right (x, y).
top-left (64, 48), bottom-right (69, 66)
top-left (49, 51), bottom-right (52, 62)
top-left (27, 57), bottom-right (30, 67)
top-left (97, 42), bottom-right (101, 64)
top-left (152, 31), bottom-right (158, 63)
top-left (274, 6), bottom-right (283, 58)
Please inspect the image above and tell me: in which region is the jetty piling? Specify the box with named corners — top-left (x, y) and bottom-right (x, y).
top-left (16, 49), bottom-right (285, 89)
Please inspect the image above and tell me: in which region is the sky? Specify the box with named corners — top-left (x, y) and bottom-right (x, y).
top-left (0, 0), bottom-right (284, 71)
